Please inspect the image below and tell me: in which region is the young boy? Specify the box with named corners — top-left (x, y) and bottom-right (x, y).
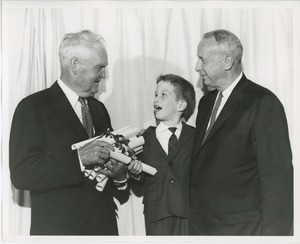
top-left (141, 74), bottom-right (196, 235)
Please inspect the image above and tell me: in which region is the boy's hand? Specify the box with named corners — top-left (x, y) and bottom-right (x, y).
top-left (128, 160), bottom-right (143, 176)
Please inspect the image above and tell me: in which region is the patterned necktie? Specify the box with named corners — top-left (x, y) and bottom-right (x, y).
top-left (168, 127), bottom-right (178, 155)
top-left (78, 97), bottom-right (93, 138)
top-left (203, 92), bottom-right (223, 142)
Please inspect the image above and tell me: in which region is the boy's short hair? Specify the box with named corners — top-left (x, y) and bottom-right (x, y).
top-left (156, 74), bottom-right (196, 121)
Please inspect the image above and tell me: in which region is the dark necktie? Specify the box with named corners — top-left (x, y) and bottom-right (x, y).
top-left (168, 127), bottom-right (177, 155)
top-left (203, 92), bottom-right (223, 142)
top-left (78, 97), bottom-right (93, 138)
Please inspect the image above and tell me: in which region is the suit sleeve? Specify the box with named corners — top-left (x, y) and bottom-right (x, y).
top-left (9, 99), bottom-right (85, 191)
top-left (253, 94), bottom-right (293, 235)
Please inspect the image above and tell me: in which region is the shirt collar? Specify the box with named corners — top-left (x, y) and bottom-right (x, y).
top-left (156, 121), bottom-right (183, 133)
top-left (57, 78), bottom-right (80, 108)
top-left (221, 72), bottom-right (243, 99)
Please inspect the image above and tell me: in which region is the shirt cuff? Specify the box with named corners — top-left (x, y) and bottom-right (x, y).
top-left (130, 173), bottom-right (141, 181)
top-left (113, 178), bottom-right (128, 190)
top-left (77, 150), bottom-right (85, 172)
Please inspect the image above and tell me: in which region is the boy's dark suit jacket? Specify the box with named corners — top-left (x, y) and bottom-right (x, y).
top-left (9, 81), bottom-right (121, 235)
top-left (142, 123), bottom-right (195, 224)
top-left (190, 74), bottom-right (293, 235)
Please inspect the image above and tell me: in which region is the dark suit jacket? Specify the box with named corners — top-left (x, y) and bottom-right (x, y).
top-left (141, 123), bottom-right (195, 224)
top-left (9, 81), bottom-right (120, 235)
top-left (190, 74), bottom-right (293, 235)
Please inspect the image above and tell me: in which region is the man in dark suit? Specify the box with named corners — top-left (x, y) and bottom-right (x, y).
top-left (189, 29), bottom-right (293, 236)
top-left (9, 30), bottom-right (141, 235)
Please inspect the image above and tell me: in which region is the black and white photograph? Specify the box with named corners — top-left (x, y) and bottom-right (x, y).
top-left (1, 0), bottom-right (299, 243)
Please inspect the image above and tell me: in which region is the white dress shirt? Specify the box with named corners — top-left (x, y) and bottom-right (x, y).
top-left (156, 121), bottom-right (182, 154)
top-left (57, 79), bottom-right (127, 189)
top-left (57, 79), bottom-right (87, 171)
top-left (207, 72), bottom-right (243, 129)
top-left (57, 78), bottom-right (83, 122)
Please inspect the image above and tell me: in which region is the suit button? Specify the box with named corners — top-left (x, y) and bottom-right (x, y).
top-left (169, 179), bottom-right (175, 184)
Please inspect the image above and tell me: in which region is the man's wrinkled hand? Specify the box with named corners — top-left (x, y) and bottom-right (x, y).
top-left (98, 159), bottom-right (127, 180)
top-left (78, 140), bottom-right (115, 166)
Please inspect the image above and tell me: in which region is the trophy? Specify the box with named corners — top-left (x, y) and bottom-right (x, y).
top-left (72, 126), bottom-right (156, 191)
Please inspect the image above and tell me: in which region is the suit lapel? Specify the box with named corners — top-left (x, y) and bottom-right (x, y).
top-left (147, 127), bottom-right (169, 160)
top-left (201, 75), bottom-right (249, 147)
top-left (192, 90), bottom-right (218, 156)
top-left (87, 98), bottom-right (111, 136)
top-left (50, 81), bottom-right (88, 139)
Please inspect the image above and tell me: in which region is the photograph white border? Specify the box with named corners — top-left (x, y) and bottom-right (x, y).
top-left (2, 1), bottom-right (300, 243)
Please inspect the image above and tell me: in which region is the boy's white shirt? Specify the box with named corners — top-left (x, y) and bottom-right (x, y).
top-left (156, 121), bottom-right (182, 154)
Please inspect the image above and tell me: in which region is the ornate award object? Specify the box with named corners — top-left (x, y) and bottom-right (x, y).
top-left (72, 126), bottom-right (157, 191)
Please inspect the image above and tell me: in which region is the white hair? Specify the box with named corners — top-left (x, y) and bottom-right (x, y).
top-left (203, 29), bottom-right (243, 65)
top-left (59, 30), bottom-right (105, 68)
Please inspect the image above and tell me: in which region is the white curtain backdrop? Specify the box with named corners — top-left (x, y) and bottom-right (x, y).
top-left (2, 1), bottom-right (299, 242)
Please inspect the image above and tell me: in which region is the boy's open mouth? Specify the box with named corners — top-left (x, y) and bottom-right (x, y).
top-left (154, 105), bottom-right (162, 111)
